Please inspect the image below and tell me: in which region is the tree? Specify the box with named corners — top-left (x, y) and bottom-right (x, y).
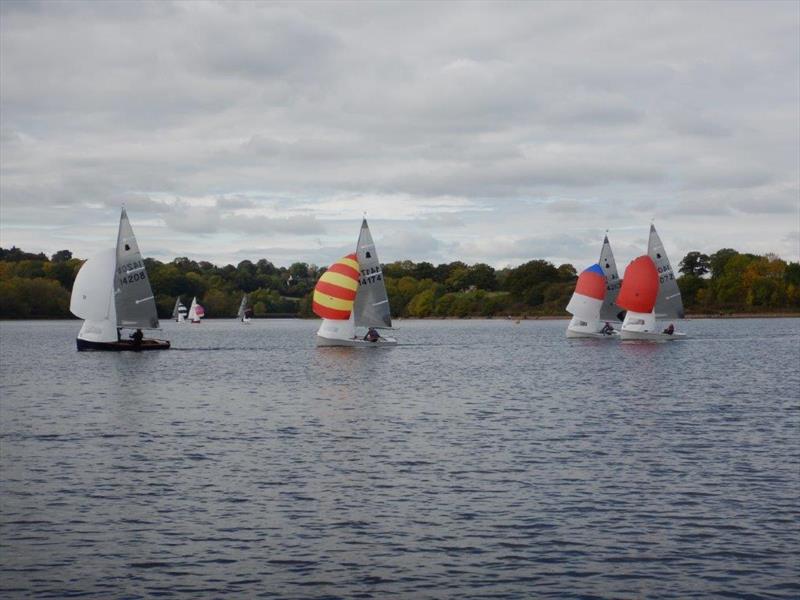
top-left (503, 260), bottom-right (559, 299)
top-left (679, 251), bottom-right (710, 276)
top-left (557, 264), bottom-right (577, 281)
top-left (51, 250), bottom-right (73, 263)
top-left (709, 248), bottom-right (738, 278)
top-left (467, 263), bottom-right (497, 290)
top-left (785, 262), bottom-right (800, 286)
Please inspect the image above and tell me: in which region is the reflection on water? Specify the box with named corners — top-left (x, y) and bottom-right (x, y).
top-left (1, 318), bottom-right (799, 598)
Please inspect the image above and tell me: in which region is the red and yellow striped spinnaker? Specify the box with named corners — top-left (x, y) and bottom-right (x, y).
top-left (312, 253), bottom-right (360, 320)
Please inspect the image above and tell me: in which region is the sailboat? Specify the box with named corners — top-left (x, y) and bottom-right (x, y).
top-left (313, 218), bottom-right (397, 347)
top-left (237, 294), bottom-right (252, 324)
top-left (172, 297), bottom-right (188, 322)
top-left (187, 297), bottom-right (205, 323)
top-left (69, 208), bottom-right (170, 351)
top-left (565, 235), bottom-right (623, 338)
top-left (618, 225), bottom-right (686, 341)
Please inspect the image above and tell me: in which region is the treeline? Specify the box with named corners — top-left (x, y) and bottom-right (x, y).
top-left (1, 246), bottom-right (798, 319)
top-left (676, 249), bottom-right (800, 312)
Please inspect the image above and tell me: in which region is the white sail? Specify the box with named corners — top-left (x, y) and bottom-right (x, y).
top-left (70, 248), bottom-right (116, 321)
top-left (353, 219), bottom-right (392, 329)
top-left (599, 235), bottom-right (623, 322)
top-left (237, 294), bottom-right (247, 320)
top-left (187, 297), bottom-right (203, 322)
top-left (647, 224), bottom-right (685, 319)
top-left (115, 209), bottom-right (160, 329)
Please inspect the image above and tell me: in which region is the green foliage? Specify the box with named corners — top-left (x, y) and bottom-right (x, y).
top-left (679, 251), bottom-right (710, 276)
top-left (1, 245), bottom-right (798, 319)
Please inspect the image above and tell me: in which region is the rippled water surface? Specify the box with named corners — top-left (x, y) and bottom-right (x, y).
top-left (1, 318), bottom-right (799, 599)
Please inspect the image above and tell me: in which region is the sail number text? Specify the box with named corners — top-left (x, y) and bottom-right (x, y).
top-left (117, 261), bottom-right (146, 285)
top-left (360, 266), bottom-right (383, 285)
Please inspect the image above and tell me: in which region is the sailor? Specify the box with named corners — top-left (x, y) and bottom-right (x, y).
top-left (663, 323), bottom-right (675, 335)
top-left (131, 328), bottom-right (144, 346)
top-left (601, 322), bottom-right (614, 335)
top-left (364, 327), bottom-right (380, 342)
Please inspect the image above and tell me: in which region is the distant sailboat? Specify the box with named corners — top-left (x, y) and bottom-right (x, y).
top-left (172, 297), bottom-right (188, 323)
top-left (237, 294), bottom-right (252, 324)
top-left (313, 219), bottom-right (397, 347)
top-left (565, 235), bottom-right (623, 338)
top-left (69, 208), bottom-right (170, 351)
top-left (618, 226), bottom-right (686, 341)
top-left (187, 297), bottom-right (205, 323)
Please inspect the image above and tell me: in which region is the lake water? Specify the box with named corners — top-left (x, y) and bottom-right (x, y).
top-left (1, 318), bottom-right (798, 599)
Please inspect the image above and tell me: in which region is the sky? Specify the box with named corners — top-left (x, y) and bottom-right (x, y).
top-left (1, 0), bottom-right (798, 271)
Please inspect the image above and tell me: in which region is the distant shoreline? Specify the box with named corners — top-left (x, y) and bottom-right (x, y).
top-left (4, 313), bottom-right (800, 322)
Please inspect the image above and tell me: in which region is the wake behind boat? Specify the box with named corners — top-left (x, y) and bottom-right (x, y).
top-left (70, 208), bottom-right (169, 351)
top-left (313, 219), bottom-right (397, 347)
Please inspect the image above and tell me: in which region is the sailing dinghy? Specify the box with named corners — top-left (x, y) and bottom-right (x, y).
top-left (70, 209), bottom-right (169, 351)
top-left (173, 297), bottom-right (188, 322)
top-left (313, 219), bottom-right (397, 347)
top-left (237, 294), bottom-right (252, 324)
top-left (618, 227), bottom-right (686, 341)
top-left (565, 235), bottom-right (623, 338)
top-left (187, 297), bottom-right (205, 323)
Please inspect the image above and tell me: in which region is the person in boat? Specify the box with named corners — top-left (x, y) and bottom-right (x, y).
top-left (364, 327), bottom-right (380, 342)
top-left (601, 322), bottom-right (614, 335)
top-left (130, 328), bottom-right (144, 346)
top-left (663, 323), bottom-right (675, 335)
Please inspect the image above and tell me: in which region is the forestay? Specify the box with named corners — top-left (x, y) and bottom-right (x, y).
top-left (598, 235), bottom-right (623, 321)
top-left (115, 208), bottom-right (160, 329)
top-left (353, 219), bottom-right (392, 329)
top-left (647, 225), bottom-right (685, 319)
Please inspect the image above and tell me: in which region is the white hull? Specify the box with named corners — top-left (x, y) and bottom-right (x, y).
top-left (241, 318), bottom-right (251, 324)
top-left (565, 316), bottom-right (618, 339)
top-left (620, 310), bottom-right (685, 341)
top-left (566, 328), bottom-right (619, 339)
top-left (316, 334), bottom-right (397, 347)
top-left (316, 317), bottom-right (396, 347)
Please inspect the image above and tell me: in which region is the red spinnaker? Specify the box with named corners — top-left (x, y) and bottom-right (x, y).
top-left (617, 256), bottom-right (659, 313)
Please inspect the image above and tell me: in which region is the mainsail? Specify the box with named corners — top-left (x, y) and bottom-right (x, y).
top-left (352, 219), bottom-right (392, 329)
top-left (237, 294), bottom-right (248, 319)
top-left (647, 225), bottom-right (685, 319)
top-left (617, 256), bottom-right (659, 314)
top-left (599, 235), bottom-right (623, 321)
top-left (114, 209), bottom-right (159, 329)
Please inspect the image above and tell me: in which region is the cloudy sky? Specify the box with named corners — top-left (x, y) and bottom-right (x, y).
top-left (1, 0), bottom-right (798, 270)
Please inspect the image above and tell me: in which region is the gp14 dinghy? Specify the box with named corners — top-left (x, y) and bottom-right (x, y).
top-left (187, 297), bottom-right (205, 323)
top-left (172, 297), bottom-right (188, 322)
top-left (70, 209), bottom-right (169, 351)
top-left (617, 252), bottom-right (686, 342)
top-left (565, 235), bottom-right (623, 338)
top-left (313, 219), bottom-right (397, 347)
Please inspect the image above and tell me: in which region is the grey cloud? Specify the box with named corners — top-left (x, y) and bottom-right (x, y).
top-left (220, 214), bottom-right (325, 236)
top-left (1, 1), bottom-right (797, 268)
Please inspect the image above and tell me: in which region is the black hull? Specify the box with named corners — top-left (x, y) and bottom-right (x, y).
top-left (76, 338), bottom-right (171, 352)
